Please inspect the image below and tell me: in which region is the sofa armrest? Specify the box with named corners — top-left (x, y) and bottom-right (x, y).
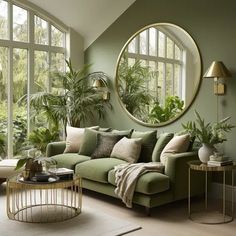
top-left (164, 151), bottom-right (204, 200)
top-left (46, 141), bottom-right (66, 157)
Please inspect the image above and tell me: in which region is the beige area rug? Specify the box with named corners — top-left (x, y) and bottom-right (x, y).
top-left (0, 184), bottom-right (141, 236)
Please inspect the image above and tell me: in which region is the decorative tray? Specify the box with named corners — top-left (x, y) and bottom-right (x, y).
top-left (18, 175), bottom-right (60, 184)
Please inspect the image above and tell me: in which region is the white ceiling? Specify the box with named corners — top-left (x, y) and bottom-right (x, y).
top-left (27, 0), bottom-right (136, 49)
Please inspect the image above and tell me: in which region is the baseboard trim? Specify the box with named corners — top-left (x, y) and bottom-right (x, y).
top-left (210, 182), bottom-right (236, 203)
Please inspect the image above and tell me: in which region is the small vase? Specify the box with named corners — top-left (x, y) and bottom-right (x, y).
top-left (198, 143), bottom-right (215, 163)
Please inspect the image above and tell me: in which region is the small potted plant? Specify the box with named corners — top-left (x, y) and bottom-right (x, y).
top-left (15, 148), bottom-right (56, 180)
top-left (182, 110), bottom-right (235, 163)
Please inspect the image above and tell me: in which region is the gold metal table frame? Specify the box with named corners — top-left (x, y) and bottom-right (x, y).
top-left (7, 175), bottom-right (82, 223)
top-left (188, 160), bottom-right (235, 224)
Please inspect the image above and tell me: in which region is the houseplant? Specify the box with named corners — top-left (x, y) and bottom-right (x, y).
top-left (182, 110), bottom-right (235, 163)
top-left (30, 59), bottom-right (112, 133)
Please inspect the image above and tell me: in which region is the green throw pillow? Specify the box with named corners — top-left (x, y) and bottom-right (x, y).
top-left (131, 130), bottom-right (157, 162)
top-left (79, 129), bottom-right (99, 156)
top-left (99, 127), bottom-right (112, 132)
top-left (111, 129), bottom-right (133, 138)
top-left (152, 132), bottom-right (174, 162)
top-left (91, 133), bottom-right (125, 159)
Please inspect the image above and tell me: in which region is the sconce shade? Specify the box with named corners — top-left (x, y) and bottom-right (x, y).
top-left (203, 61), bottom-right (231, 78)
top-left (92, 79), bottom-right (105, 88)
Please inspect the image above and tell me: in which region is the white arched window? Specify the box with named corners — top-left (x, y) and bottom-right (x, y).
top-left (126, 26), bottom-right (185, 106)
top-left (0, 0), bottom-right (67, 158)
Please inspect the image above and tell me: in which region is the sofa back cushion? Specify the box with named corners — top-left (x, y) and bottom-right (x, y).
top-left (64, 126), bottom-right (99, 153)
top-left (152, 132), bottom-right (174, 162)
top-left (131, 130), bottom-right (157, 162)
top-left (110, 137), bottom-right (142, 163)
top-left (160, 134), bottom-right (190, 165)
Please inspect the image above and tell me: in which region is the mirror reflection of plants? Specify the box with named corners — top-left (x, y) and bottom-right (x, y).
top-left (149, 96), bottom-right (184, 123)
top-left (117, 56), bottom-right (154, 121)
top-left (30, 59), bottom-right (112, 132)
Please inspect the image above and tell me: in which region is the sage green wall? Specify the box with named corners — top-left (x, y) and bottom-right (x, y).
top-left (85, 0), bottom-right (236, 160)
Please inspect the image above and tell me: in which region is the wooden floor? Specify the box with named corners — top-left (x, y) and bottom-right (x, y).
top-left (83, 190), bottom-right (236, 236)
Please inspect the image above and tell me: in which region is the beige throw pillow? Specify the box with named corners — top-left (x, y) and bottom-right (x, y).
top-left (110, 137), bottom-right (142, 163)
top-left (64, 126), bottom-right (99, 153)
top-left (160, 134), bottom-right (190, 165)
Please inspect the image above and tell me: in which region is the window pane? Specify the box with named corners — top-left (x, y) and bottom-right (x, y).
top-left (158, 31), bottom-right (165, 57)
top-left (166, 63), bottom-right (173, 97)
top-left (0, 47), bottom-right (8, 158)
top-left (175, 44), bottom-right (181, 60)
top-left (157, 62), bottom-right (164, 104)
top-left (34, 51), bottom-right (48, 92)
top-left (0, 0), bottom-right (8, 39)
top-left (128, 57), bottom-right (135, 66)
top-left (51, 25), bottom-right (64, 47)
top-left (148, 61), bottom-right (157, 97)
top-left (13, 5), bottom-right (28, 42)
top-left (128, 38), bottom-right (136, 53)
top-left (139, 30), bottom-right (147, 55)
top-left (34, 15), bottom-right (48, 45)
top-left (174, 64), bottom-right (180, 96)
top-left (167, 37), bottom-right (174, 59)
top-left (51, 53), bottom-right (65, 94)
top-left (13, 48), bottom-right (28, 157)
top-left (149, 28), bottom-right (157, 56)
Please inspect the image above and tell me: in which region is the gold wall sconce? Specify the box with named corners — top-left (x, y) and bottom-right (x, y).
top-left (203, 61), bottom-right (231, 95)
top-left (88, 71), bottom-right (110, 101)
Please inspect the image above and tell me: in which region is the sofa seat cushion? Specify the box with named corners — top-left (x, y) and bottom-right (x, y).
top-left (108, 169), bottom-right (170, 195)
top-left (75, 158), bottom-right (127, 183)
top-left (51, 154), bottom-right (90, 170)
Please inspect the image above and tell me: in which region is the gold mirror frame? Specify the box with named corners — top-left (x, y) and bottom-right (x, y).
top-left (115, 23), bottom-right (202, 127)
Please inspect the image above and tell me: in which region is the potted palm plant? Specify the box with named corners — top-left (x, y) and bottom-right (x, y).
top-left (30, 59), bottom-right (112, 133)
top-left (182, 110), bottom-right (235, 163)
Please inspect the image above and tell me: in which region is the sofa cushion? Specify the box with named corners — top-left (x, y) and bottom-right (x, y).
top-left (51, 153), bottom-right (90, 170)
top-left (108, 169), bottom-right (170, 195)
top-left (152, 132), bottom-right (174, 162)
top-left (110, 137), bottom-right (142, 163)
top-left (64, 126), bottom-right (99, 153)
top-left (91, 133), bottom-right (124, 159)
top-left (111, 129), bottom-right (133, 138)
top-left (160, 134), bottom-right (190, 165)
top-left (75, 158), bottom-right (127, 183)
top-left (131, 130), bottom-right (157, 162)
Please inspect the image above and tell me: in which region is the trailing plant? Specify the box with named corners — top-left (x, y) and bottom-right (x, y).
top-left (117, 55), bottom-right (154, 121)
top-left (0, 133), bottom-right (5, 157)
top-left (30, 59), bottom-right (112, 132)
top-left (182, 110), bottom-right (235, 146)
top-left (149, 96), bottom-right (184, 123)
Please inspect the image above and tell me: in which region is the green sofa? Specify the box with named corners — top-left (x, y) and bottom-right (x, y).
top-left (46, 133), bottom-right (204, 213)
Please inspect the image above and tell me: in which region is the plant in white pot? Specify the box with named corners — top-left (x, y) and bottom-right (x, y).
top-left (182, 111), bottom-right (235, 163)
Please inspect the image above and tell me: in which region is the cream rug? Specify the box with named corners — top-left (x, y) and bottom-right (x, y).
top-left (0, 184), bottom-right (141, 236)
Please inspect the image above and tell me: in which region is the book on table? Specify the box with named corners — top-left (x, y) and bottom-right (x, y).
top-left (207, 160), bottom-right (233, 166)
top-left (49, 168), bottom-right (74, 180)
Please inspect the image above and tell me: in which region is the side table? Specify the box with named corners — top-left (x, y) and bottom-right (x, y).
top-left (188, 160), bottom-right (235, 224)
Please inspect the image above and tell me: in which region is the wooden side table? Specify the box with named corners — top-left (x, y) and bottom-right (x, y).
top-left (188, 160), bottom-right (236, 224)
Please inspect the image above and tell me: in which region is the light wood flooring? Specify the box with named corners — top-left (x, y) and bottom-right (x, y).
top-left (83, 190), bottom-right (236, 236)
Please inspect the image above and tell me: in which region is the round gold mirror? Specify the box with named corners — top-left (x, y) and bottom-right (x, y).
top-left (115, 23), bottom-right (202, 127)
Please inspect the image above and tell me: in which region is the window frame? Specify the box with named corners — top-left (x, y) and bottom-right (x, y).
top-left (0, 0), bottom-right (67, 158)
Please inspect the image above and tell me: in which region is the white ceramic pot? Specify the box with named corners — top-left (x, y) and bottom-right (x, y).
top-left (198, 143), bottom-right (215, 163)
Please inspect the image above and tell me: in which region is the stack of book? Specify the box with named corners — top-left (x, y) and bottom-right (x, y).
top-left (49, 168), bottom-right (74, 180)
top-left (207, 160), bottom-right (233, 166)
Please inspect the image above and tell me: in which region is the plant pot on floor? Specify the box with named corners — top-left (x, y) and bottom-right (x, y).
top-left (198, 143), bottom-right (215, 163)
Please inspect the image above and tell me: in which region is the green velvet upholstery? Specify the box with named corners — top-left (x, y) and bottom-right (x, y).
top-left (131, 130), bottom-right (157, 162)
top-left (51, 153), bottom-right (90, 169)
top-left (46, 141), bottom-right (66, 157)
top-left (111, 129), bottom-right (133, 137)
top-left (152, 133), bottom-right (174, 162)
top-left (165, 151), bottom-right (205, 200)
top-left (79, 129), bottom-right (98, 156)
top-left (75, 158), bottom-right (127, 183)
top-left (108, 169), bottom-right (170, 195)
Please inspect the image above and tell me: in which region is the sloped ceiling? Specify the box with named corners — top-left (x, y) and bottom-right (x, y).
top-left (27, 0), bottom-right (136, 49)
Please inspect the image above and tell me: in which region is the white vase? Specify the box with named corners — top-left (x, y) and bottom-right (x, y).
top-left (198, 143), bottom-right (215, 163)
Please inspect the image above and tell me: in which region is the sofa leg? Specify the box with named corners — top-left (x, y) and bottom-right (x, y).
top-left (145, 207), bottom-right (151, 216)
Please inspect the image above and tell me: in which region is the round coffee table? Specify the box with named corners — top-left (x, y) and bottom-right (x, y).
top-left (6, 174), bottom-right (82, 223)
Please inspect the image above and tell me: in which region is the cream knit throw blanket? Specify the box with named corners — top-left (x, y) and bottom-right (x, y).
top-left (114, 162), bottom-right (164, 208)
